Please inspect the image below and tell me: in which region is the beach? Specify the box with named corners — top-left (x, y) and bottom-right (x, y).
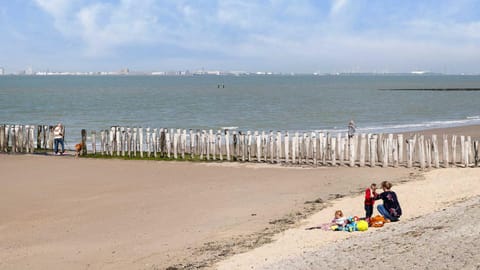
top-left (0, 125), bottom-right (479, 270)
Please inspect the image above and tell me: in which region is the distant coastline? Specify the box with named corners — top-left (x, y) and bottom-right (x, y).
top-left (380, 88), bottom-right (480, 91)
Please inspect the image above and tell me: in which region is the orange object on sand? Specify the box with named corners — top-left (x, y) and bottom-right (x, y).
top-left (370, 215), bottom-right (386, 227)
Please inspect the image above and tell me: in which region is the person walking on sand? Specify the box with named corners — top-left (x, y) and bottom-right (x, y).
top-left (53, 123), bottom-right (65, 155)
top-left (348, 120), bottom-right (356, 138)
top-left (364, 183), bottom-right (377, 222)
top-left (375, 181), bottom-right (402, 222)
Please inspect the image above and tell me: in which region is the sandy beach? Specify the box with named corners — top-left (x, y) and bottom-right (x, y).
top-left (0, 125), bottom-right (479, 270)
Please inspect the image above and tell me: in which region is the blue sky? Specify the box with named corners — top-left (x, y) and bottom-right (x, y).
top-left (1, 0), bottom-right (480, 73)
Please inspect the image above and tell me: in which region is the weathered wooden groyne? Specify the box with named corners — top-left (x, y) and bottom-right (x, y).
top-left (1, 124), bottom-right (479, 168)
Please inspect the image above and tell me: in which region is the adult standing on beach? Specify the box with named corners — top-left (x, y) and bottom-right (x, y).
top-left (348, 120), bottom-right (356, 138)
top-left (54, 123), bottom-right (65, 155)
top-left (375, 181), bottom-right (402, 221)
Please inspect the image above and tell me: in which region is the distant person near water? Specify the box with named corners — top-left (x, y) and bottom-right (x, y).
top-left (54, 123), bottom-right (65, 155)
top-left (348, 120), bottom-right (356, 138)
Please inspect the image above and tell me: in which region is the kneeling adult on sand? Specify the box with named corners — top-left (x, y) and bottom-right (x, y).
top-left (375, 181), bottom-right (402, 222)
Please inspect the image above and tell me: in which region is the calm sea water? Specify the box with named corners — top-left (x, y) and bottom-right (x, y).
top-left (1, 75), bottom-right (479, 144)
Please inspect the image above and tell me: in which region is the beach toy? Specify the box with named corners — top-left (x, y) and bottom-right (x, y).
top-left (357, 220), bottom-right (368, 231)
top-left (344, 222), bottom-right (357, 232)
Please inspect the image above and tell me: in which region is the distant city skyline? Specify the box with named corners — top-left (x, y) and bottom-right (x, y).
top-left (1, 1), bottom-right (480, 74)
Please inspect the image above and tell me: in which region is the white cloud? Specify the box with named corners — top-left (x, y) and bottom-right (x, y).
top-left (34, 0), bottom-right (73, 18)
top-left (30, 0), bottom-right (480, 72)
top-left (34, 0), bottom-right (161, 56)
top-left (330, 0), bottom-right (348, 16)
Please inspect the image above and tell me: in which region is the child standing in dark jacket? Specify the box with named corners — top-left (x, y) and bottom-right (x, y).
top-left (364, 183), bottom-right (377, 222)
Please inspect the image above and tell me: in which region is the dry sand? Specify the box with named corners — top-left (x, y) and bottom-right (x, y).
top-left (0, 155), bottom-right (415, 270)
top-left (0, 124), bottom-right (479, 270)
top-left (216, 168), bottom-right (480, 270)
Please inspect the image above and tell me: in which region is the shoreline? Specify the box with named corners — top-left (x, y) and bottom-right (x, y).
top-left (0, 124), bottom-right (479, 270)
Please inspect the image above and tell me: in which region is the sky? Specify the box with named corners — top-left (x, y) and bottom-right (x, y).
top-left (1, 0), bottom-right (480, 74)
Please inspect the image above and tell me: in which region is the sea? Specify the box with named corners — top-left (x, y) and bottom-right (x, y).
top-left (1, 74), bottom-right (479, 145)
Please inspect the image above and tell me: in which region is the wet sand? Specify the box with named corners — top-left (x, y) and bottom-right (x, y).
top-left (0, 124), bottom-right (479, 270)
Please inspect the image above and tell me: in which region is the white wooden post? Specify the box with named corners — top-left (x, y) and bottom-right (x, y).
top-left (407, 138), bottom-right (414, 168)
top-left (254, 131), bottom-right (261, 162)
top-left (452, 135), bottom-right (457, 166)
top-left (292, 132), bottom-right (298, 164)
top-left (387, 134), bottom-right (394, 163)
top-left (132, 128), bottom-right (138, 157)
top-left (225, 130), bottom-right (230, 161)
top-left (115, 127), bottom-right (120, 156)
top-left (460, 136), bottom-right (465, 165)
top-left (344, 133), bottom-right (349, 161)
top-left (0, 125), bottom-right (4, 152)
top-left (151, 129), bottom-right (157, 158)
top-left (154, 128), bottom-right (159, 158)
top-left (123, 127), bottom-right (128, 157)
top-left (349, 135), bottom-right (355, 167)
top-left (377, 133), bottom-right (383, 164)
top-left (331, 137), bottom-right (337, 166)
top-left (474, 140), bottom-right (479, 167)
top-left (91, 131), bottom-right (96, 155)
top-left (426, 139), bottom-right (432, 168)
top-left (200, 130), bottom-right (205, 160)
top-left (392, 138), bottom-right (398, 167)
top-left (419, 135), bottom-right (425, 169)
top-left (23, 125), bottom-right (29, 153)
top-left (41, 125), bottom-right (47, 150)
top-left (240, 132), bottom-right (245, 162)
top-left (397, 134), bottom-right (403, 165)
top-left (305, 133), bottom-right (310, 164)
top-left (100, 130), bottom-right (106, 155)
top-left (247, 131), bottom-right (252, 162)
top-left (138, 128), bottom-right (144, 158)
top-left (467, 136), bottom-right (473, 166)
top-left (382, 138), bottom-right (388, 168)
top-left (276, 131), bottom-right (282, 164)
top-left (312, 132), bottom-right (317, 166)
top-left (164, 129), bottom-right (170, 158)
top-left (260, 131), bottom-right (266, 162)
top-left (109, 127), bottom-right (114, 155)
top-left (216, 130), bottom-right (222, 161)
top-left (338, 134), bottom-right (344, 166)
top-left (370, 134), bottom-right (377, 167)
top-left (359, 133), bottom-right (366, 167)
top-left (232, 131), bottom-right (237, 161)
top-left (285, 132), bottom-right (290, 164)
top-left (146, 128), bottom-right (151, 157)
top-left (326, 133), bottom-right (331, 165)
top-left (466, 136), bottom-right (472, 167)
top-left (319, 132), bottom-right (325, 166)
top-left (269, 131), bottom-right (274, 164)
top-left (432, 135), bottom-right (439, 168)
top-left (207, 130), bottom-right (212, 160)
top-left (442, 135), bottom-right (448, 168)
top-left (30, 125), bottom-right (35, 153)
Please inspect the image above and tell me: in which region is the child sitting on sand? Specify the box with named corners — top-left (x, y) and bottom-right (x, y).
top-left (331, 210), bottom-right (347, 231)
top-left (364, 183), bottom-right (377, 223)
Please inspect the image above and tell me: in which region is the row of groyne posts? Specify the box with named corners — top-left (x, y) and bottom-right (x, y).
top-left (1, 124), bottom-right (479, 169)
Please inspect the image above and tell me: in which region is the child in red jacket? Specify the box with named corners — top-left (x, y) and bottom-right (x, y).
top-left (364, 183), bottom-right (377, 222)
